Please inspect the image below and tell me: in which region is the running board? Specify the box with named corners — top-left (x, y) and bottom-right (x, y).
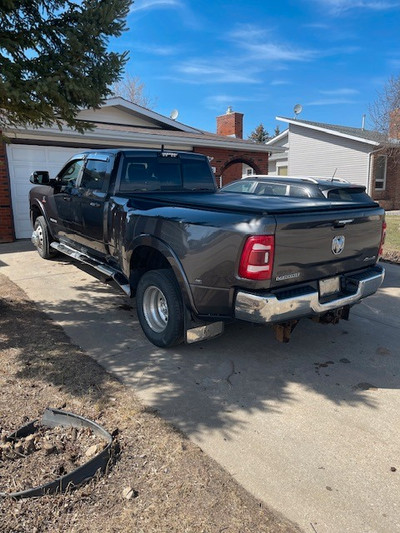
top-left (50, 242), bottom-right (131, 296)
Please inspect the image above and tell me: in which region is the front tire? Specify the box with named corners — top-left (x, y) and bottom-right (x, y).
top-left (33, 216), bottom-right (57, 259)
top-left (136, 269), bottom-right (184, 348)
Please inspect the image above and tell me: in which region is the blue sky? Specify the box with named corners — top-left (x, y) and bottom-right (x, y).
top-left (110, 0), bottom-right (400, 138)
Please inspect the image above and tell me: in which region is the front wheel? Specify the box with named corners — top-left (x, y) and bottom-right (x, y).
top-left (32, 216), bottom-right (57, 259)
top-left (136, 269), bottom-right (184, 348)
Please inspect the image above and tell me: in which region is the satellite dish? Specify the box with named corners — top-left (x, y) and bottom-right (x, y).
top-left (170, 109), bottom-right (179, 120)
top-left (294, 104), bottom-right (303, 117)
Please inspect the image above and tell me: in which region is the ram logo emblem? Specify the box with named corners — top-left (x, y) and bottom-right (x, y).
top-left (332, 235), bottom-right (345, 255)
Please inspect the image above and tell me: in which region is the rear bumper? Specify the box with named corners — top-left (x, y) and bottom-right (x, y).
top-left (234, 265), bottom-right (385, 324)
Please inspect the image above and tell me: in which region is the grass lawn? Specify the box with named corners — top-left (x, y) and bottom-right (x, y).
top-left (385, 215), bottom-right (400, 252)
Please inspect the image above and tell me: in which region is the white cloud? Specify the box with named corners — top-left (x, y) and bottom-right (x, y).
top-left (228, 25), bottom-right (317, 62)
top-left (133, 43), bottom-right (180, 56)
top-left (175, 60), bottom-right (261, 84)
top-left (242, 42), bottom-right (318, 62)
top-left (204, 94), bottom-right (266, 110)
top-left (131, 0), bottom-right (181, 13)
top-left (320, 88), bottom-right (360, 95)
top-left (270, 80), bottom-right (292, 86)
top-left (311, 0), bottom-right (400, 14)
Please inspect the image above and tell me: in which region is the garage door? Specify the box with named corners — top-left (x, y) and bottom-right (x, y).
top-left (7, 144), bottom-right (81, 239)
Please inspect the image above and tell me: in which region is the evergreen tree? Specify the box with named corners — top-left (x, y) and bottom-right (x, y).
top-left (0, 0), bottom-right (130, 133)
top-left (274, 125), bottom-right (281, 137)
top-left (248, 123), bottom-right (269, 143)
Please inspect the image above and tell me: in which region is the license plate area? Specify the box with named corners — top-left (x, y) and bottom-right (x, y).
top-left (319, 276), bottom-right (340, 297)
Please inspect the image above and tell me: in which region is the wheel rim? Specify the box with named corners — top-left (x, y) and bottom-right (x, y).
top-left (142, 285), bottom-right (169, 333)
top-left (35, 224), bottom-right (44, 250)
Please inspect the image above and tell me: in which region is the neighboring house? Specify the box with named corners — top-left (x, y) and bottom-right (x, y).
top-left (268, 116), bottom-right (400, 210)
top-left (242, 130), bottom-right (288, 177)
top-left (265, 130), bottom-right (289, 176)
top-left (0, 100), bottom-right (274, 242)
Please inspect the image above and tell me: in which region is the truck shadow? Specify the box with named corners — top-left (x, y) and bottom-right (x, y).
top-left (6, 259), bottom-right (399, 442)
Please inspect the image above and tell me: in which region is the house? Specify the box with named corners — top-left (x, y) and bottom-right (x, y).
top-left (265, 116), bottom-right (400, 210)
top-left (265, 129), bottom-right (289, 176)
top-left (0, 99), bottom-right (274, 242)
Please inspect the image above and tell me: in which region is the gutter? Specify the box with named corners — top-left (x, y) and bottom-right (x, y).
top-left (5, 126), bottom-right (282, 154)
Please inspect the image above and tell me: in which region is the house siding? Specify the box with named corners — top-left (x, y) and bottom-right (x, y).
top-left (288, 124), bottom-right (372, 186)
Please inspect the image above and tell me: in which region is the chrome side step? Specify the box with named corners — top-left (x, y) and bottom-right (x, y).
top-left (50, 242), bottom-right (131, 296)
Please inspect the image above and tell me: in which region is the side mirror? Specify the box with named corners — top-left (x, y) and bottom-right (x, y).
top-left (30, 170), bottom-right (50, 185)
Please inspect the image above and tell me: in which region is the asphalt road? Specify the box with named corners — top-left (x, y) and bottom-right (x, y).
top-left (1, 240), bottom-right (399, 533)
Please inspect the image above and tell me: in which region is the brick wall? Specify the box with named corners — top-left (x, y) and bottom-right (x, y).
top-left (194, 146), bottom-right (269, 187)
top-left (0, 134), bottom-right (15, 242)
top-left (371, 151), bottom-right (400, 210)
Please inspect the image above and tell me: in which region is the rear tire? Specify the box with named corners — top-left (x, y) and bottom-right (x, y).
top-left (136, 269), bottom-right (184, 348)
top-left (33, 216), bottom-right (57, 259)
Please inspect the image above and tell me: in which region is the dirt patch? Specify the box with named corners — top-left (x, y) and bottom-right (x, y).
top-left (0, 424), bottom-right (108, 495)
top-left (0, 274), bottom-right (299, 533)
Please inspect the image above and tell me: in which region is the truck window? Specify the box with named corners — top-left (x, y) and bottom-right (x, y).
top-left (119, 155), bottom-right (214, 192)
top-left (80, 159), bottom-right (108, 191)
top-left (58, 159), bottom-right (84, 189)
top-left (327, 187), bottom-right (371, 202)
top-left (181, 158), bottom-right (215, 190)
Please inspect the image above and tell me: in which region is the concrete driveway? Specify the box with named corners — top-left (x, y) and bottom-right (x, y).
top-left (1, 240), bottom-right (399, 533)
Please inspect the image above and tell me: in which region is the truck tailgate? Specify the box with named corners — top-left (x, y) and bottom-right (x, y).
top-left (271, 206), bottom-right (384, 288)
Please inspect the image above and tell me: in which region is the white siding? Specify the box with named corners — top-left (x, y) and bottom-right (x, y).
top-left (77, 106), bottom-right (162, 128)
top-left (288, 124), bottom-right (371, 186)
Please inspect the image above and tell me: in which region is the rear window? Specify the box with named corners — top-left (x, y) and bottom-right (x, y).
top-left (222, 181), bottom-right (256, 193)
top-left (119, 154), bottom-right (215, 193)
top-left (327, 187), bottom-right (371, 202)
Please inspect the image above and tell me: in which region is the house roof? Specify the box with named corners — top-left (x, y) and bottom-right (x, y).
top-left (7, 119), bottom-right (278, 153)
top-left (5, 97), bottom-right (280, 153)
top-left (276, 116), bottom-right (387, 147)
top-left (100, 97), bottom-right (203, 134)
top-left (265, 129), bottom-right (288, 146)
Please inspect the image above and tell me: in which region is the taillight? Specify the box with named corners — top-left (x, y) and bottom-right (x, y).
top-left (378, 220), bottom-right (387, 259)
top-left (239, 235), bottom-right (275, 280)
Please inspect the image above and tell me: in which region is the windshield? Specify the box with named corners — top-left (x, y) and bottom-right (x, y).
top-left (119, 154), bottom-right (215, 193)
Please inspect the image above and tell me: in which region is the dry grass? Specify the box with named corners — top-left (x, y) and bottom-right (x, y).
top-left (0, 274), bottom-right (299, 533)
top-left (383, 216), bottom-right (400, 262)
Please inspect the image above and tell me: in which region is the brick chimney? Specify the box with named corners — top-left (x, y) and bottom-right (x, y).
top-left (216, 106), bottom-right (244, 139)
top-left (389, 108), bottom-right (400, 139)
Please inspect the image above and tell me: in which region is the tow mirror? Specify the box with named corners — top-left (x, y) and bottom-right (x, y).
top-left (30, 170), bottom-right (50, 185)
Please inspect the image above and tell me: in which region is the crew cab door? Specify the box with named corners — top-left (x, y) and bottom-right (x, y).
top-left (74, 154), bottom-right (113, 255)
top-left (51, 157), bottom-right (85, 241)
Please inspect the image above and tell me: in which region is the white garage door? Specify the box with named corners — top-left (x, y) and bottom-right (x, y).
top-left (7, 144), bottom-right (81, 239)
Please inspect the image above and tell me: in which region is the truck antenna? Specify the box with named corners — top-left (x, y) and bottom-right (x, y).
top-left (331, 168), bottom-right (337, 181)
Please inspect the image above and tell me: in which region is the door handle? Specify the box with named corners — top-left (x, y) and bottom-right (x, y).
top-left (63, 196), bottom-right (72, 202)
top-left (89, 202), bottom-right (101, 208)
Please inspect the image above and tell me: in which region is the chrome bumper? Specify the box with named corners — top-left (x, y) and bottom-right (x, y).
top-left (235, 265), bottom-right (385, 324)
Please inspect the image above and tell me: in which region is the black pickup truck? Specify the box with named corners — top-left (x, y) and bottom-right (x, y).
top-left (29, 149), bottom-right (386, 347)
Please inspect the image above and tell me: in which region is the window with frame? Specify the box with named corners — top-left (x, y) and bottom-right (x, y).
top-left (80, 159), bottom-right (108, 191)
top-left (374, 155), bottom-right (387, 190)
top-left (58, 159), bottom-right (84, 189)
